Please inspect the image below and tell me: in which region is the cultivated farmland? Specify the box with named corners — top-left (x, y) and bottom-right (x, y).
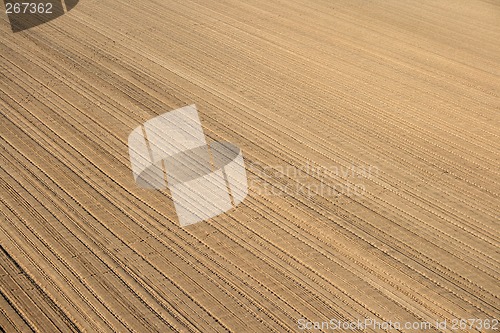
top-left (1, 0), bottom-right (499, 332)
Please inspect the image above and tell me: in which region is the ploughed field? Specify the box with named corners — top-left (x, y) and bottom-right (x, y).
top-left (1, 0), bottom-right (499, 332)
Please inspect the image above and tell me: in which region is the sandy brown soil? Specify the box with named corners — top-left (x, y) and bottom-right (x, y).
top-left (1, 0), bottom-right (499, 332)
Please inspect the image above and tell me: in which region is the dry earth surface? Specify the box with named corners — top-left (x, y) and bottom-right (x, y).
top-left (1, 0), bottom-right (499, 332)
